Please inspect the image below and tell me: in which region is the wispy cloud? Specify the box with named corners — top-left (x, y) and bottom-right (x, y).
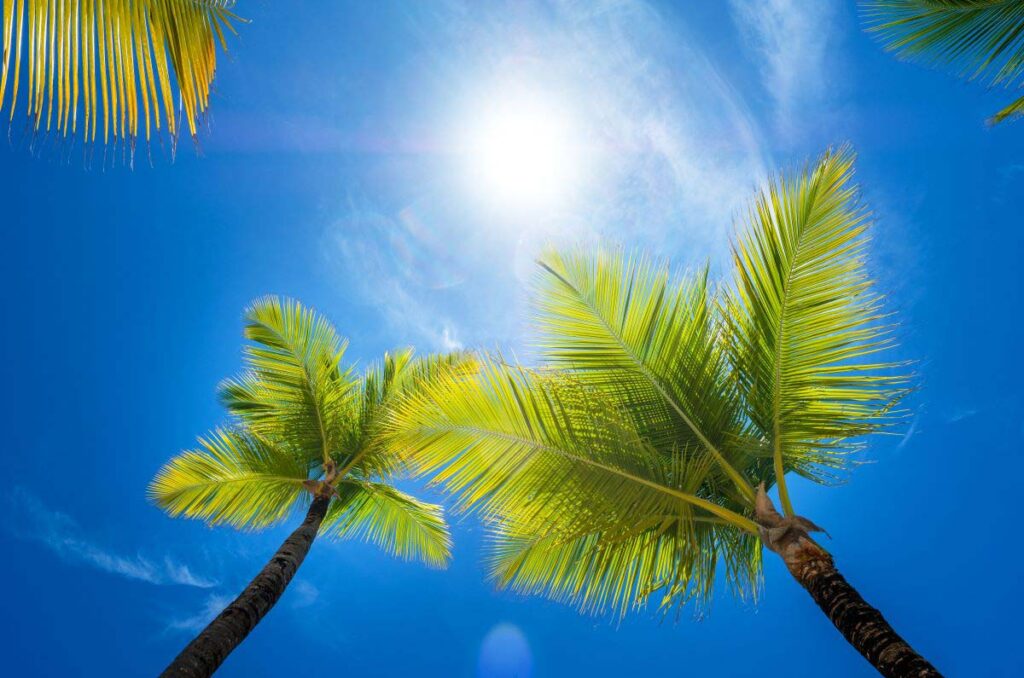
top-left (323, 0), bottom-right (768, 355)
top-left (897, 409), bottom-right (922, 451)
top-left (289, 580), bottom-right (320, 609)
top-left (948, 408), bottom-right (978, 424)
top-left (730, 0), bottom-right (843, 140)
top-left (5, 487), bottom-right (217, 588)
top-left (167, 593), bottom-right (234, 634)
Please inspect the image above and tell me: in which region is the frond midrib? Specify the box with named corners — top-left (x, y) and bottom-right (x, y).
top-left (249, 316), bottom-right (335, 464)
top-left (769, 173), bottom-right (825, 517)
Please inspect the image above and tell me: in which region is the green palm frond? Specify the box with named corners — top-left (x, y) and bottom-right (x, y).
top-left (535, 248), bottom-right (755, 501)
top-left (321, 479), bottom-right (451, 567)
top-left (862, 0), bottom-right (1024, 123)
top-left (400, 359), bottom-right (758, 529)
top-left (220, 296), bottom-right (357, 467)
top-left (0, 0), bottom-right (242, 150)
top-left (338, 348), bottom-right (478, 479)
top-left (490, 516), bottom-right (761, 619)
top-left (148, 428), bottom-right (308, 530)
top-left (724, 146), bottom-right (911, 516)
top-left (390, 358), bottom-right (758, 611)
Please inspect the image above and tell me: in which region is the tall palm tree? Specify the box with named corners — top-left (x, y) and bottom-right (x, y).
top-left (0, 0), bottom-right (243, 157)
top-left (150, 296), bottom-right (466, 677)
top-left (862, 0), bottom-right (1024, 124)
top-left (390, 148), bottom-right (941, 677)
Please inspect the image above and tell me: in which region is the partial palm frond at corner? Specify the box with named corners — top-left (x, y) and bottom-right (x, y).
top-left (862, 0), bottom-right (1024, 123)
top-left (0, 0), bottom-right (244, 154)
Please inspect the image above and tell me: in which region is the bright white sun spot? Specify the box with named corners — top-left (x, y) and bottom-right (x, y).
top-left (464, 94), bottom-right (580, 208)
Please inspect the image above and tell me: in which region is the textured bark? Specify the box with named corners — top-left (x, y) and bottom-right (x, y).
top-left (785, 549), bottom-right (941, 678)
top-left (159, 495), bottom-right (331, 678)
top-left (754, 484), bottom-right (941, 677)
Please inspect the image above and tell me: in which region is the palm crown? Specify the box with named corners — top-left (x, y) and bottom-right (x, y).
top-left (389, 147), bottom-right (911, 618)
top-left (149, 296), bottom-right (461, 567)
top-left (863, 0), bottom-right (1024, 124)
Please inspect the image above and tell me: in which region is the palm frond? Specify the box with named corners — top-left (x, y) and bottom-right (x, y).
top-left (862, 0), bottom-right (1024, 123)
top-left (0, 0), bottom-right (242, 151)
top-left (321, 479), bottom-right (451, 567)
top-left (724, 146), bottom-right (911, 515)
top-left (220, 296), bottom-right (357, 467)
top-left (338, 348), bottom-right (478, 479)
top-left (489, 516), bottom-right (761, 619)
top-left (391, 359), bottom-right (758, 532)
top-left (534, 247), bottom-right (755, 501)
top-left (388, 358), bottom-right (758, 611)
top-left (148, 428), bottom-right (309, 530)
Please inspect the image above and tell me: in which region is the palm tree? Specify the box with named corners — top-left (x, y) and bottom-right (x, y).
top-left (862, 0), bottom-right (1024, 124)
top-left (390, 148), bottom-right (941, 677)
top-left (149, 296), bottom-right (466, 677)
top-left (0, 0), bottom-right (243, 157)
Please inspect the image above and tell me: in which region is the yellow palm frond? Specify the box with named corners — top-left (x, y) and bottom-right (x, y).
top-left (220, 296), bottom-right (358, 467)
top-left (0, 0), bottom-right (242, 152)
top-left (396, 359), bottom-right (757, 528)
top-left (862, 0), bottom-right (1024, 124)
top-left (724, 146), bottom-right (911, 515)
top-left (321, 479), bottom-right (451, 568)
top-left (535, 248), bottom-right (756, 502)
top-left (339, 348), bottom-right (478, 480)
top-left (490, 516), bottom-right (761, 619)
top-left (389, 357), bottom-right (759, 611)
top-left (148, 428), bottom-right (308, 530)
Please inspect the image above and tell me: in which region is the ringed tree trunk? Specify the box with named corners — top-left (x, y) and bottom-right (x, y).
top-left (159, 494), bottom-right (332, 678)
top-left (755, 486), bottom-right (941, 678)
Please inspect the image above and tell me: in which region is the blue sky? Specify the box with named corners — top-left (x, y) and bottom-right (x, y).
top-left (1, 1), bottom-right (1022, 676)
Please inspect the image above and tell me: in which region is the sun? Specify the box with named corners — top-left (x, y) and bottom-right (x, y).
top-left (464, 94), bottom-right (579, 208)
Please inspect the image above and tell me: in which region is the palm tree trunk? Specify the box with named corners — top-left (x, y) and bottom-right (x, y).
top-left (754, 486), bottom-right (940, 677)
top-left (783, 547), bottom-right (941, 677)
top-left (159, 495), bottom-right (331, 678)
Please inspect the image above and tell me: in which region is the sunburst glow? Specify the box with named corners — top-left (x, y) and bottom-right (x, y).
top-left (465, 94), bottom-right (580, 208)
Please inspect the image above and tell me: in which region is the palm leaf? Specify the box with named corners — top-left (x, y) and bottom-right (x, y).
top-left (0, 0), bottom-right (242, 152)
top-left (534, 248), bottom-right (756, 501)
top-left (337, 348), bottom-right (477, 480)
top-left (148, 428), bottom-right (308, 530)
top-left (321, 479), bottom-right (451, 567)
top-left (862, 0), bottom-right (1024, 123)
top-left (724, 146), bottom-right (911, 516)
top-left (389, 359), bottom-right (759, 612)
top-left (489, 516), bottom-right (761, 619)
top-left (220, 296), bottom-right (357, 468)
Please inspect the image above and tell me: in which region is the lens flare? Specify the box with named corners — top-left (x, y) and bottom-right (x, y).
top-left (477, 623), bottom-right (532, 678)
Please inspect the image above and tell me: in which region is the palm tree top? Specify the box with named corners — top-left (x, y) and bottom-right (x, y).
top-left (149, 295), bottom-right (472, 568)
top-left (389, 147), bottom-right (913, 617)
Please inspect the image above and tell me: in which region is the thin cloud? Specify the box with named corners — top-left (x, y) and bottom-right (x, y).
top-left (290, 580), bottom-right (320, 609)
top-left (167, 593), bottom-right (233, 634)
top-left (897, 410), bottom-right (921, 451)
top-left (948, 408), bottom-right (978, 424)
top-left (5, 487), bottom-right (217, 588)
top-left (730, 0), bottom-right (842, 140)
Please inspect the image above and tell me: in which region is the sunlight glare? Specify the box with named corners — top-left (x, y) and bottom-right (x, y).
top-left (465, 94), bottom-right (579, 208)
